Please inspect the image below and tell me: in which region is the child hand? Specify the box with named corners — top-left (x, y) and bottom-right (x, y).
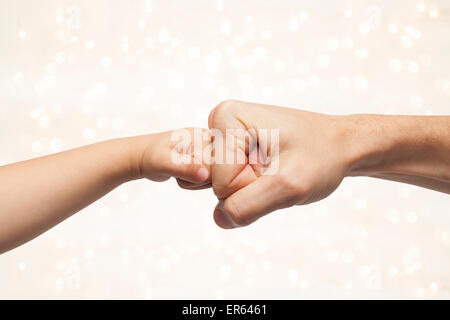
top-left (132, 128), bottom-right (212, 187)
top-left (0, 127), bottom-right (212, 253)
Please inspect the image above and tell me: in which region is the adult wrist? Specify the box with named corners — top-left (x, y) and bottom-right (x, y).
top-left (341, 114), bottom-right (399, 178)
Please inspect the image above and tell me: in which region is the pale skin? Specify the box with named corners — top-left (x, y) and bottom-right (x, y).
top-left (193, 100), bottom-right (450, 229)
top-left (1, 101), bottom-right (449, 253)
top-left (0, 128), bottom-right (211, 254)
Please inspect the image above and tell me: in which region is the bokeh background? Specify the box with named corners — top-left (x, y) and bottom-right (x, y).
top-left (1, 0), bottom-right (449, 299)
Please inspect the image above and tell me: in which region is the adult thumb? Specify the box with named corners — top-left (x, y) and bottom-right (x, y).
top-left (213, 174), bottom-right (298, 229)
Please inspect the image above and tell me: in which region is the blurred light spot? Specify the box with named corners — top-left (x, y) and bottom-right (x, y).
top-left (145, 0), bottom-right (152, 13)
top-left (234, 35), bottom-right (245, 47)
top-left (30, 107), bottom-right (44, 119)
top-left (84, 250), bottom-right (94, 259)
top-left (355, 48), bottom-right (369, 60)
top-left (83, 128), bottom-right (96, 140)
top-left (32, 140), bottom-right (44, 153)
top-left (288, 269), bottom-right (298, 284)
top-left (85, 41), bottom-right (94, 50)
top-left (54, 52), bottom-right (66, 64)
top-left (121, 42), bottom-right (130, 52)
top-left (220, 21), bottom-right (231, 35)
top-left (220, 265), bottom-right (231, 278)
top-left (120, 192), bottom-right (128, 202)
top-left (299, 10), bottom-right (309, 20)
top-left (429, 8), bottom-right (438, 19)
top-left (429, 282), bottom-right (438, 293)
top-left (417, 3), bottom-right (425, 13)
top-left (299, 280), bottom-right (309, 289)
top-left (216, 0), bottom-right (224, 12)
top-left (56, 14), bottom-right (64, 23)
top-left (158, 28), bottom-right (170, 43)
top-left (145, 287), bottom-right (153, 299)
top-left (417, 288), bottom-right (425, 297)
top-left (138, 19), bottom-right (147, 29)
top-left (261, 30), bottom-right (272, 40)
top-left (388, 24), bottom-right (399, 34)
top-left (49, 138), bottom-right (63, 152)
top-left (288, 17), bottom-right (299, 32)
top-left (405, 211), bottom-right (418, 223)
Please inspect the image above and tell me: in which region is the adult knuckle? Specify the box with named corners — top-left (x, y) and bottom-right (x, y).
top-left (209, 100), bottom-right (239, 127)
top-left (224, 198), bottom-right (251, 227)
top-left (212, 181), bottom-right (229, 199)
top-left (217, 99), bottom-right (239, 113)
top-left (277, 171), bottom-right (307, 198)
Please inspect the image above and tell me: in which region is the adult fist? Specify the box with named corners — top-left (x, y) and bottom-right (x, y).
top-left (208, 100), bottom-right (354, 229)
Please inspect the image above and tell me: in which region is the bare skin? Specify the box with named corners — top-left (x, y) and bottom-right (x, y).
top-left (196, 100), bottom-right (450, 229)
top-left (1, 100), bottom-right (449, 252)
top-left (0, 128), bottom-right (210, 254)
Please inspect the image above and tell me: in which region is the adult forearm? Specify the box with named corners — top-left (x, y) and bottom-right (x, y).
top-left (344, 114), bottom-right (450, 193)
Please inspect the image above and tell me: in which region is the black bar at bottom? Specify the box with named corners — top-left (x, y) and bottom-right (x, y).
top-left (0, 299), bottom-right (446, 318)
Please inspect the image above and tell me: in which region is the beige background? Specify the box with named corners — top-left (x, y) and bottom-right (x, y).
top-left (0, 0), bottom-right (449, 299)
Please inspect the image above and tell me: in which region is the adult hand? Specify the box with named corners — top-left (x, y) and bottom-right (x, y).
top-left (206, 100), bottom-right (450, 229)
top-left (175, 100), bottom-right (450, 229)
top-left (207, 100), bottom-right (352, 228)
